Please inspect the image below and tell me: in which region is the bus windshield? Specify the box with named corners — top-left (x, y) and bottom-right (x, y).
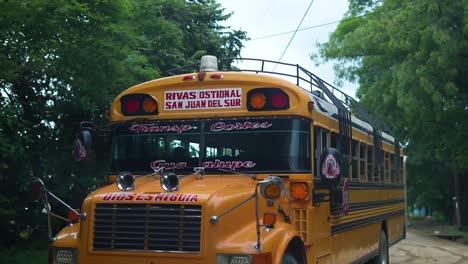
top-left (111, 117), bottom-right (311, 174)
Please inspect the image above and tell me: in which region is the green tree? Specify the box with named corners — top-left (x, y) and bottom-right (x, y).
top-left (0, 0), bottom-right (246, 247)
top-left (129, 0), bottom-right (247, 72)
top-left (314, 0), bottom-right (468, 221)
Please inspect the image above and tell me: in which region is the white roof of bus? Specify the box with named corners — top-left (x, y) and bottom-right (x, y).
top-left (304, 90), bottom-right (395, 145)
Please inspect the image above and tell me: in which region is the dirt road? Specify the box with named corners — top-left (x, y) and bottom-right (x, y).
top-left (390, 230), bottom-right (468, 263)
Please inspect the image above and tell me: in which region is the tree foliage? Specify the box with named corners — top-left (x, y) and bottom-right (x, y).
top-left (314, 0), bottom-right (468, 219)
top-left (0, 0), bottom-right (247, 247)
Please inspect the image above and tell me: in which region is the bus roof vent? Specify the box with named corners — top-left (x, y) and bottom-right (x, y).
top-left (200, 55), bottom-right (218, 72)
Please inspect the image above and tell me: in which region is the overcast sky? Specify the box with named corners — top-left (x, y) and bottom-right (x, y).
top-left (217, 0), bottom-right (358, 97)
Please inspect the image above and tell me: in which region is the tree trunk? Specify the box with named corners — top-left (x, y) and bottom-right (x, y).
top-left (453, 160), bottom-right (462, 230)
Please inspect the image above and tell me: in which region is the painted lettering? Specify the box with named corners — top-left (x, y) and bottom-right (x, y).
top-left (129, 124), bottom-right (195, 134)
top-left (150, 160), bottom-right (187, 170)
top-left (201, 159), bottom-right (256, 170)
top-left (101, 192), bottom-right (200, 203)
top-left (210, 121), bottom-right (273, 132)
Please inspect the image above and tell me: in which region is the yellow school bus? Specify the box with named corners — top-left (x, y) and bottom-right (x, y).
top-left (41, 56), bottom-right (406, 264)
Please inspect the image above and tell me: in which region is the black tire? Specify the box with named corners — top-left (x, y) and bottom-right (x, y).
top-left (281, 251), bottom-right (299, 264)
top-left (372, 230), bottom-right (389, 264)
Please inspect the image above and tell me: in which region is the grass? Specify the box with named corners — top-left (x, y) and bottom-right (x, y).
top-left (408, 215), bottom-right (468, 245)
top-left (0, 248), bottom-right (48, 264)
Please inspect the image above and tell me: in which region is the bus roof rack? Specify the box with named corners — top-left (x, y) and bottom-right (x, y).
top-left (166, 58), bottom-right (392, 132)
top-left (166, 57), bottom-right (397, 163)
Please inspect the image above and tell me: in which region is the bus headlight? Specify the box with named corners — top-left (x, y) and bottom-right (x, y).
top-left (50, 247), bottom-right (78, 264)
top-left (116, 171), bottom-right (135, 191)
top-left (160, 171), bottom-right (179, 192)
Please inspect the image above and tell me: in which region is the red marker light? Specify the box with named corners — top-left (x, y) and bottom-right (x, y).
top-left (124, 97), bottom-right (140, 114)
top-left (210, 73), bottom-right (223, 79)
top-left (182, 75), bottom-right (195, 81)
top-left (272, 92), bottom-right (288, 108)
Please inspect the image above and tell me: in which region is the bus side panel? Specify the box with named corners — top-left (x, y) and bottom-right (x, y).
top-left (331, 222), bottom-right (381, 264)
top-left (387, 214), bottom-right (405, 244)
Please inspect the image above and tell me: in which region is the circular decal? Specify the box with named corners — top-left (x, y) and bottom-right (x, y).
top-left (319, 148), bottom-right (342, 186)
top-left (322, 153), bottom-right (341, 179)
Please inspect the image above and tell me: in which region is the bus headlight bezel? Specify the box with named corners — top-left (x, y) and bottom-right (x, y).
top-left (116, 171), bottom-right (135, 191)
top-left (160, 171), bottom-right (179, 192)
top-left (259, 176), bottom-right (285, 201)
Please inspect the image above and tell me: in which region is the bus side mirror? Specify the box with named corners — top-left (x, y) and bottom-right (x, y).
top-left (74, 130), bottom-right (91, 161)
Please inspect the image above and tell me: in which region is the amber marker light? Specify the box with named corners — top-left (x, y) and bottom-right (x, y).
top-left (142, 97), bottom-right (157, 113)
top-left (308, 101), bottom-right (315, 111)
top-left (290, 182), bottom-right (309, 200)
top-left (252, 253), bottom-right (272, 264)
top-left (107, 175), bottom-right (117, 183)
top-left (249, 93), bottom-right (266, 109)
top-left (67, 209), bottom-right (81, 222)
top-left (263, 212), bottom-right (277, 228)
top-left (197, 71), bottom-right (206, 81)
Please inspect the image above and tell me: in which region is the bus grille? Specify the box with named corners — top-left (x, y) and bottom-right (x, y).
top-left (93, 203), bottom-right (202, 253)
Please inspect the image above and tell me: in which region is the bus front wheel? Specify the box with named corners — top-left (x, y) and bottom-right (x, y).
top-left (281, 252), bottom-right (299, 264)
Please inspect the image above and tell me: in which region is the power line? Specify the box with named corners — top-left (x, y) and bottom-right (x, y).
top-left (272, 0), bottom-right (315, 70)
top-left (250, 18), bottom-right (359, 41)
top-left (250, 0), bottom-right (427, 42)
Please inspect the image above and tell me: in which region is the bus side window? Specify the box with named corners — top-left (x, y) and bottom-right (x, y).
top-left (351, 139), bottom-right (358, 180)
top-left (384, 152), bottom-right (390, 183)
top-left (331, 132), bottom-right (339, 149)
top-left (367, 145), bottom-right (374, 182)
top-left (314, 126), bottom-right (329, 180)
top-left (390, 153), bottom-right (396, 183)
top-left (359, 142), bottom-right (367, 182)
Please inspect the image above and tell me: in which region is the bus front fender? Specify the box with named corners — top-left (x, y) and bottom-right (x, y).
top-left (215, 221), bottom-right (304, 264)
top-left (51, 223), bottom-right (80, 248)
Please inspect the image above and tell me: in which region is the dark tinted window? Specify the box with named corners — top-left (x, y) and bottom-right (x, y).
top-left (111, 118), bottom-right (311, 174)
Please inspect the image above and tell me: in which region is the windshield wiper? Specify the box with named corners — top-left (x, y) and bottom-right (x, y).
top-left (205, 167), bottom-right (257, 180)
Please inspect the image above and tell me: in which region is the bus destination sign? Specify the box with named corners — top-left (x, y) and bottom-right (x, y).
top-left (164, 88), bottom-right (242, 110)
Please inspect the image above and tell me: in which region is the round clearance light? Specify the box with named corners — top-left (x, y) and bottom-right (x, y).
top-left (160, 171), bottom-right (179, 192)
top-left (271, 92), bottom-right (288, 108)
top-left (123, 97), bottom-right (140, 114)
top-left (260, 176), bottom-right (285, 201)
top-left (249, 93), bottom-right (266, 109)
top-left (116, 171), bottom-right (135, 191)
top-left (142, 98), bottom-right (157, 113)
top-left (290, 182), bottom-right (309, 200)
